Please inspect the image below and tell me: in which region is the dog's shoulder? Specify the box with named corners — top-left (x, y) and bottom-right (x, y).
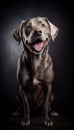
top-left (17, 51), bottom-right (28, 76)
top-left (44, 53), bottom-right (53, 67)
top-left (17, 51), bottom-right (27, 71)
top-left (48, 54), bottom-right (53, 64)
top-left (20, 51), bottom-right (27, 63)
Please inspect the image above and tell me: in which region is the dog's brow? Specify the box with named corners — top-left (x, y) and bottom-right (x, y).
top-left (27, 22), bottom-right (32, 26)
top-left (38, 21), bottom-right (42, 24)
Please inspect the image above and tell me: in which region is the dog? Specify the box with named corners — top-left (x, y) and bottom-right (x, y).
top-left (13, 17), bottom-right (59, 127)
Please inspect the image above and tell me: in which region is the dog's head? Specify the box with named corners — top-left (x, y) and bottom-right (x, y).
top-left (13, 17), bottom-right (59, 54)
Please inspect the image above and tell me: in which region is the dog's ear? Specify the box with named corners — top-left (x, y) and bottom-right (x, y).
top-left (13, 20), bottom-right (25, 43)
top-left (45, 18), bottom-right (59, 41)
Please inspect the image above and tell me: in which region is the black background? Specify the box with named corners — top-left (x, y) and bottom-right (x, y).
top-left (0, 0), bottom-right (73, 120)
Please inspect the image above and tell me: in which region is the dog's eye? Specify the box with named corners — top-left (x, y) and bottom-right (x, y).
top-left (26, 25), bottom-right (31, 30)
top-left (41, 23), bottom-right (46, 27)
top-left (25, 25), bottom-right (32, 36)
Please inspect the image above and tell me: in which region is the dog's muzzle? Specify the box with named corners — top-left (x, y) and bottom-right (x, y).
top-left (31, 39), bottom-right (48, 52)
top-left (24, 28), bottom-right (49, 54)
top-left (25, 38), bottom-right (48, 54)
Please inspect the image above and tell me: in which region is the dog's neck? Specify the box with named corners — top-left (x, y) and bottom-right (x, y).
top-left (23, 45), bottom-right (49, 77)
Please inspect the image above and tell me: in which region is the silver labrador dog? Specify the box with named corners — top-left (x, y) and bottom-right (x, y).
top-left (13, 17), bottom-right (59, 127)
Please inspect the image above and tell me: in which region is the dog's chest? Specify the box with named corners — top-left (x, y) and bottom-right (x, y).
top-left (25, 56), bottom-right (46, 108)
top-left (26, 82), bottom-right (45, 108)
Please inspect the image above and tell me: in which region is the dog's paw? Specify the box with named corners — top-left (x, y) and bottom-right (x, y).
top-left (44, 119), bottom-right (53, 127)
top-left (50, 111), bottom-right (59, 117)
top-left (21, 119), bottom-right (30, 126)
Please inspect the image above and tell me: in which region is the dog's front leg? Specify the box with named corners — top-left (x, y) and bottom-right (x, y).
top-left (20, 86), bottom-right (30, 126)
top-left (43, 84), bottom-right (53, 127)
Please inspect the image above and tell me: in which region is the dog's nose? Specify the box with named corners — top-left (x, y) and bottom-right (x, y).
top-left (33, 30), bottom-right (42, 36)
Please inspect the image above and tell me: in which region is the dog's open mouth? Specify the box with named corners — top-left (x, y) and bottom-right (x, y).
top-left (30, 39), bottom-right (48, 52)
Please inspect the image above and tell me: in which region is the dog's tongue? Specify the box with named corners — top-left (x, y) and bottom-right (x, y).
top-left (34, 42), bottom-right (44, 51)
